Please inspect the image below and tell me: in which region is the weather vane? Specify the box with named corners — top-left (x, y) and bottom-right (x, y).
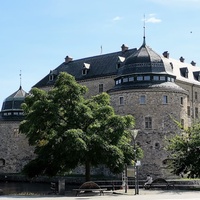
top-left (19, 70), bottom-right (22, 87)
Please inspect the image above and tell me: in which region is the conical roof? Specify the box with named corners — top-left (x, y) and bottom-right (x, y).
top-left (125, 39), bottom-right (163, 65)
top-left (118, 37), bottom-right (168, 75)
top-left (0, 86), bottom-right (28, 121)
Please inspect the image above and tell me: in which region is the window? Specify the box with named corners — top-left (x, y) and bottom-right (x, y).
top-left (187, 106), bottom-right (190, 116)
top-left (82, 69), bottom-right (87, 75)
top-left (180, 97), bottom-right (183, 105)
top-left (129, 76), bottom-right (134, 82)
top-left (140, 95), bottom-right (146, 104)
top-left (144, 76), bottom-right (150, 81)
top-left (163, 95), bottom-right (168, 104)
top-left (180, 67), bottom-right (188, 78)
top-left (181, 119), bottom-right (184, 129)
top-left (137, 76), bottom-right (143, 81)
top-left (115, 79), bottom-right (121, 85)
top-left (195, 92), bottom-right (198, 100)
top-left (99, 84), bottom-right (103, 93)
top-left (145, 117), bottom-right (152, 129)
top-left (153, 76), bottom-right (159, 81)
top-left (195, 107), bottom-right (198, 118)
top-left (160, 76), bottom-right (165, 81)
top-left (123, 77), bottom-right (128, 83)
top-left (49, 74), bottom-right (54, 81)
top-left (119, 96), bottom-right (124, 105)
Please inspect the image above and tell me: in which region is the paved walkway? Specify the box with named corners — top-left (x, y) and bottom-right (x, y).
top-left (1, 189), bottom-right (200, 200)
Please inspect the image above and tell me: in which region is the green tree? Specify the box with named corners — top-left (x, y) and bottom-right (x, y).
top-left (167, 124), bottom-right (200, 178)
top-left (20, 72), bottom-right (142, 180)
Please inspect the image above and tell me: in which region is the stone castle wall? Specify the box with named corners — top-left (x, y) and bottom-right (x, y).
top-left (0, 121), bottom-right (34, 173)
top-left (109, 86), bottom-right (188, 178)
top-left (1, 74), bottom-right (200, 179)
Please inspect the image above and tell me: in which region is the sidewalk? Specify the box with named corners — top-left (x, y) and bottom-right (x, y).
top-left (1, 189), bottom-right (200, 200)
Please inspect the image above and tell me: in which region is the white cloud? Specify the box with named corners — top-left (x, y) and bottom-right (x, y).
top-left (146, 17), bottom-right (162, 23)
top-left (145, 14), bottom-right (162, 23)
top-left (112, 16), bottom-right (122, 21)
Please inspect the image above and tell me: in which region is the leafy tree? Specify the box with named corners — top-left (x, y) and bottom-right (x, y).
top-left (20, 72), bottom-right (143, 180)
top-left (167, 123), bottom-right (200, 178)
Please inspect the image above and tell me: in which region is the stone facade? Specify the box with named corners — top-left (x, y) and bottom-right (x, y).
top-left (1, 38), bottom-right (200, 179)
top-left (0, 121), bottom-right (34, 173)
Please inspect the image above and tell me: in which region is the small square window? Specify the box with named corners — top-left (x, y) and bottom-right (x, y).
top-left (99, 84), bottom-right (103, 93)
top-left (129, 77), bottom-right (134, 82)
top-left (195, 107), bottom-right (198, 118)
top-left (144, 76), bottom-right (150, 81)
top-left (153, 76), bottom-right (159, 81)
top-left (82, 69), bottom-right (87, 75)
top-left (140, 95), bottom-right (146, 104)
top-left (123, 77), bottom-right (128, 83)
top-left (49, 75), bottom-right (54, 81)
top-left (119, 96), bottom-right (124, 105)
top-left (187, 106), bottom-right (190, 116)
top-left (160, 76), bottom-right (165, 81)
top-left (145, 117), bottom-right (152, 129)
top-left (137, 76), bottom-right (143, 81)
top-left (195, 92), bottom-right (198, 100)
top-left (180, 97), bottom-right (183, 105)
top-left (181, 119), bottom-right (184, 129)
top-left (163, 95), bottom-right (168, 104)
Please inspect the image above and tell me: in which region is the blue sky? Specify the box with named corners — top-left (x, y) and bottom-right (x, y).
top-left (1, 0), bottom-right (200, 104)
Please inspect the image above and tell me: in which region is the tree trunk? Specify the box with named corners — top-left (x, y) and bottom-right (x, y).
top-left (85, 160), bottom-right (91, 181)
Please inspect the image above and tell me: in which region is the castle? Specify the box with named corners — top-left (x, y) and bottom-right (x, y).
top-left (0, 35), bottom-right (199, 178)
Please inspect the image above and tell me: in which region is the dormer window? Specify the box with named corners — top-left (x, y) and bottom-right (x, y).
top-left (193, 71), bottom-right (200, 81)
top-left (180, 67), bottom-right (188, 78)
top-left (49, 70), bottom-right (58, 81)
top-left (49, 74), bottom-right (54, 81)
top-left (117, 56), bottom-right (125, 69)
top-left (82, 63), bottom-right (90, 75)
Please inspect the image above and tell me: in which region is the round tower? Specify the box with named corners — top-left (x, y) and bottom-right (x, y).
top-left (0, 86), bottom-right (34, 173)
top-left (109, 38), bottom-right (188, 178)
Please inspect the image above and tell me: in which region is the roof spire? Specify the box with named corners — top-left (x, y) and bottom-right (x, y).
top-left (19, 70), bottom-right (22, 89)
top-left (143, 14), bottom-right (146, 46)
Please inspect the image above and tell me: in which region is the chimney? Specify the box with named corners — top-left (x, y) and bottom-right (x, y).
top-left (163, 51), bottom-right (169, 58)
top-left (121, 44), bottom-right (129, 52)
top-left (191, 61), bottom-right (196, 66)
top-left (65, 56), bottom-right (73, 63)
top-left (180, 56), bottom-right (185, 63)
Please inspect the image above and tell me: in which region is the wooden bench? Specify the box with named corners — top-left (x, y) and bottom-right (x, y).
top-left (144, 178), bottom-right (174, 190)
top-left (73, 181), bottom-right (107, 196)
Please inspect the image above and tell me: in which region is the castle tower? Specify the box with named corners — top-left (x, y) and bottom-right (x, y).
top-left (109, 38), bottom-right (188, 178)
top-left (0, 86), bottom-right (34, 173)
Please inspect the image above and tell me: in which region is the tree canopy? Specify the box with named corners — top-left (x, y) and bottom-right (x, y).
top-left (167, 123), bottom-right (200, 178)
top-left (20, 72), bottom-right (142, 180)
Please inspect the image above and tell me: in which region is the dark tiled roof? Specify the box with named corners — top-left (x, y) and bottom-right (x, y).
top-left (4, 86), bottom-right (27, 101)
top-left (0, 86), bottom-right (28, 121)
top-left (120, 42), bottom-right (166, 75)
top-left (33, 48), bottom-right (137, 88)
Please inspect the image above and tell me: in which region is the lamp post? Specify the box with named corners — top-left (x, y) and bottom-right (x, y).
top-left (131, 129), bottom-right (139, 195)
